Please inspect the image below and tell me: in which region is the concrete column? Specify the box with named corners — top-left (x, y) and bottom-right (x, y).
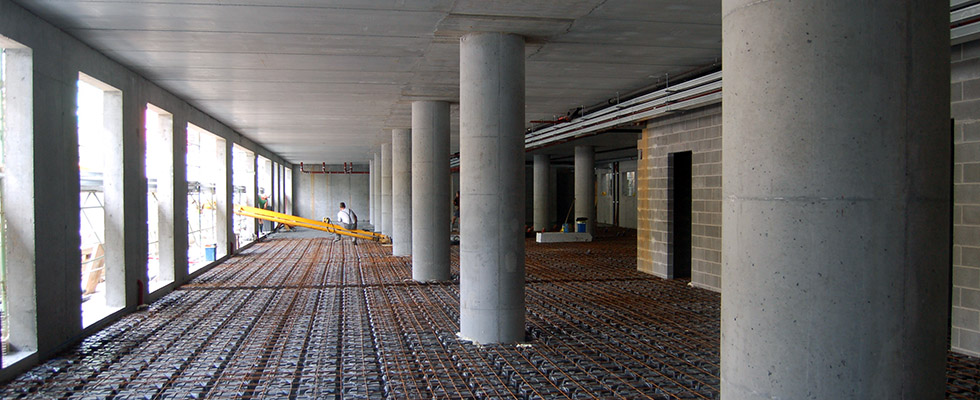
top-left (391, 128), bottom-right (412, 256)
top-left (368, 158), bottom-right (375, 225)
top-left (152, 111), bottom-right (175, 284)
top-left (373, 152), bottom-right (381, 230)
top-left (101, 88), bottom-right (125, 308)
top-left (412, 101), bottom-right (450, 281)
top-left (459, 32), bottom-right (525, 344)
top-left (721, 1), bottom-right (949, 399)
top-left (574, 145), bottom-right (595, 235)
top-left (381, 143), bottom-right (393, 236)
top-left (533, 154), bottom-right (550, 231)
top-left (2, 47), bottom-right (38, 351)
top-left (172, 119), bottom-right (189, 285)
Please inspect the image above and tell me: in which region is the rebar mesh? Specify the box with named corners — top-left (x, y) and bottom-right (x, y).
top-left (0, 230), bottom-right (976, 399)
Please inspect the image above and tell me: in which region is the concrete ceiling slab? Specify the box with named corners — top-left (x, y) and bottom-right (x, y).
top-left (13, 0), bottom-right (721, 163)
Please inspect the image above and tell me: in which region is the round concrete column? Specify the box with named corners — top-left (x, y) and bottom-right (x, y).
top-left (459, 32), bottom-right (526, 344)
top-left (373, 152), bottom-right (381, 229)
top-left (574, 145), bottom-right (595, 235)
top-left (412, 101), bottom-right (451, 281)
top-left (381, 143), bottom-right (392, 236)
top-left (391, 128), bottom-right (412, 256)
top-left (368, 158), bottom-right (375, 227)
top-left (533, 154), bottom-right (551, 231)
top-left (721, 1), bottom-right (949, 398)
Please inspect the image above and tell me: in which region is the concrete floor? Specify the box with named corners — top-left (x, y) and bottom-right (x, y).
top-left (0, 228), bottom-right (976, 399)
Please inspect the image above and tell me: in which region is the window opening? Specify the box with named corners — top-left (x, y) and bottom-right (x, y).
top-left (625, 171), bottom-right (636, 197)
top-left (78, 74), bottom-right (123, 327)
top-left (187, 124), bottom-right (226, 272)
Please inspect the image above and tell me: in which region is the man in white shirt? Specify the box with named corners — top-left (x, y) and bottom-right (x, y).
top-left (335, 202), bottom-right (358, 244)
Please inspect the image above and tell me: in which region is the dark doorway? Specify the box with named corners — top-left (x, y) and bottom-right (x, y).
top-left (668, 151), bottom-right (692, 279)
top-left (556, 168), bottom-right (575, 228)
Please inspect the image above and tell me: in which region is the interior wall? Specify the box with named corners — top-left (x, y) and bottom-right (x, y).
top-left (952, 38), bottom-right (980, 357)
top-left (637, 104), bottom-right (722, 291)
top-left (294, 167), bottom-right (370, 225)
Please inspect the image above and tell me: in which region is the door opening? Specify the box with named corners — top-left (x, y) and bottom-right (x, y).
top-left (668, 151), bottom-right (692, 279)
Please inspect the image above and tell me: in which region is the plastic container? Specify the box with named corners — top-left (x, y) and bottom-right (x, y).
top-left (575, 217), bottom-right (588, 233)
top-left (205, 244), bottom-right (217, 261)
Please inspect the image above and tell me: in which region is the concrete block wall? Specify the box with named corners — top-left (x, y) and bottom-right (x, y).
top-left (293, 167), bottom-right (370, 225)
top-left (0, 0), bottom-right (289, 380)
top-left (952, 38), bottom-right (980, 357)
top-left (636, 104), bottom-right (722, 291)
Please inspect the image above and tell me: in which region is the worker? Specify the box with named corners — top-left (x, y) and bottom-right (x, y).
top-left (336, 202), bottom-right (358, 244)
top-left (257, 192), bottom-right (271, 234)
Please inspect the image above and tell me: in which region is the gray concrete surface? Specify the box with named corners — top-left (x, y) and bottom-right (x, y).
top-left (458, 32), bottom-right (526, 344)
top-left (720, 1), bottom-right (950, 398)
top-left (574, 145), bottom-right (595, 235)
top-left (293, 165), bottom-right (369, 223)
top-left (391, 128), bottom-right (412, 256)
top-left (381, 143), bottom-right (392, 236)
top-left (8, 0), bottom-right (722, 162)
top-left (533, 154), bottom-right (551, 231)
top-left (411, 101), bottom-right (450, 282)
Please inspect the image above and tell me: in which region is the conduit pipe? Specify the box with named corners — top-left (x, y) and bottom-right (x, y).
top-left (456, 4), bottom-right (969, 163)
top-left (299, 162), bottom-right (369, 174)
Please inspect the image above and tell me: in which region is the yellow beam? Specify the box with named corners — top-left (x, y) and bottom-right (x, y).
top-left (235, 205), bottom-right (389, 242)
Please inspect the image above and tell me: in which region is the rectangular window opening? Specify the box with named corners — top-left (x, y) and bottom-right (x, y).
top-left (78, 73), bottom-right (124, 328)
top-left (187, 124), bottom-right (226, 273)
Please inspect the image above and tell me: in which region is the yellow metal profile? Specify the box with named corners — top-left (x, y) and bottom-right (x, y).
top-left (234, 205), bottom-right (389, 243)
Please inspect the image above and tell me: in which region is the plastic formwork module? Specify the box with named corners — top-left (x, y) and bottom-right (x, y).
top-left (1, 229), bottom-right (977, 398)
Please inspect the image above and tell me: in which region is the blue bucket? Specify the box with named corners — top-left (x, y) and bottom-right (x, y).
top-left (205, 245), bottom-right (217, 261)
